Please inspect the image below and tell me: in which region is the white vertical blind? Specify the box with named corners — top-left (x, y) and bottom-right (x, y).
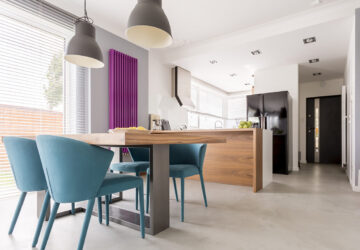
top-left (0, 1), bottom-right (89, 198)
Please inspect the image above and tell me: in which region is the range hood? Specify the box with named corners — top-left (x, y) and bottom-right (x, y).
top-left (171, 66), bottom-right (195, 109)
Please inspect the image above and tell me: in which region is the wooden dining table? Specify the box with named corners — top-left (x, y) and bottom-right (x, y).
top-left (7, 131), bottom-right (225, 235)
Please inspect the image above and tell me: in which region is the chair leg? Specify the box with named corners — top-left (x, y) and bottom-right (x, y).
top-left (40, 202), bottom-right (60, 250)
top-left (109, 170), bottom-right (113, 202)
top-left (173, 177), bottom-right (179, 202)
top-left (71, 202), bottom-right (75, 215)
top-left (97, 197), bottom-right (102, 224)
top-left (181, 178), bottom-right (185, 222)
top-left (8, 192), bottom-right (27, 234)
top-left (32, 191), bottom-right (50, 247)
top-left (77, 198), bottom-right (95, 250)
top-left (138, 182), bottom-right (145, 239)
top-left (146, 173), bottom-right (150, 213)
top-left (199, 172), bottom-right (208, 207)
top-left (105, 195), bottom-right (110, 226)
top-left (135, 172), bottom-right (139, 210)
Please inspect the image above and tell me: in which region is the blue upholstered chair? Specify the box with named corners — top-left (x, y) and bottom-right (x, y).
top-left (169, 144), bottom-right (208, 222)
top-left (110, 147), bottom-right (149, 210)
top-left (145, 144), bottom-right (208, 222)
top-left (36, 135), bottom-right (145, 250)
top-left (3, 137), bottom-right (76, 247)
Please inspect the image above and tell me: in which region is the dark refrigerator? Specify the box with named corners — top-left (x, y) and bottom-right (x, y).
top-left (247, 91), bottom-right (289, 174)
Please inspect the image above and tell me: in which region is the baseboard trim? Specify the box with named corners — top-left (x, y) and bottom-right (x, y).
top-left (351, 185), bottom-right (360, 192)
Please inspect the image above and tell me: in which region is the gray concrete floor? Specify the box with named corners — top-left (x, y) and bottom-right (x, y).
top-left (1, 164), bottom-right (360, 250)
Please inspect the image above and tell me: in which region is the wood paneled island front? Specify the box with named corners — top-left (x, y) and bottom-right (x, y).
top-left (153, 128), bottom-right (272, 192)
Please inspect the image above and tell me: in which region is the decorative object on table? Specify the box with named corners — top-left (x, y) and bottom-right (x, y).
top-left (161, 119), bottom-right (171, 130)
top-left (65, 0), bottom-right (104, 68)
top-left (108, 126), bottom-right (148, 134)
top-left (126, 0), bottom-right (172, 48)
top-left (149, 114), bottom-right (161, 130)
top-left (179, 124), bottom-right (187, 130)
top-left (238, 121), bottom-right (253, 129)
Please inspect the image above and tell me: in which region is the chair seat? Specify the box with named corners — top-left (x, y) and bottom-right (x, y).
top-left (110, 161), bottom-right (149, 173)
top-left (170, 164), bottom-right (199, 178)
top-left (97, 173), bottom-right (142, 197)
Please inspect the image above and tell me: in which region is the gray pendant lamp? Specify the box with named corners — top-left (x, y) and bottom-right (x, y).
top-left (65, 0), bottom-right (104, 68)
top-left (126, 0), bottom-right (172, 48)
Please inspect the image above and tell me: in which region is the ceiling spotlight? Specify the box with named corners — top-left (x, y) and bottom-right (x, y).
top-left (209, 60), bottom-right (218, 64)
top-left (251, 50), bottom-right (261, 55)
top-left (230, 73), bottom-right (237, 77)
top-left (303, 37), bottom-right (316, 44)
top-left (313, 72), bottom-right (322, 76)
top-left (311, 0), bottom-right (323, 6)
top-left (309, 58), bottom-right (320, 63)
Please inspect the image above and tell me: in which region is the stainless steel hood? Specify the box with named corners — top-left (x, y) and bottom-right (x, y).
top-left (171, 66), bottom-right (195, 109)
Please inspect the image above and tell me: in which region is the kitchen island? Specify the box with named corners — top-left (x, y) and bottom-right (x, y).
top-left (153, 128), bottom-right (272, 192)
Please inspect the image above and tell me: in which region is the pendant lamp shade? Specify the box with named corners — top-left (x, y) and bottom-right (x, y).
top-left (65, 20), bottom-right (104, 68)
top-left (126, 0), bottom-right (172, 48)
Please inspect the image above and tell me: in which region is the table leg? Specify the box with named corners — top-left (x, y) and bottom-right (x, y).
top-left (149, 144), bottom-right (170, 235)
top-left (37, 191), bottom-right (50, 221)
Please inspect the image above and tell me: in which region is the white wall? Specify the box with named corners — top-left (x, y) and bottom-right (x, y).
top-left (345, 17), bottom-right (356, 189)
top-left (254, 64), bottom-right (299, 171)
top-left (148, 52), bottom-right (188, 129)
top-left (299, 78), bottom-right (344, 163)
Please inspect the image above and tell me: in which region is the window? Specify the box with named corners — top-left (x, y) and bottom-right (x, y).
top-left (0, 1), bottom-right (89, 198)
top-left (226, 95), bottom-right (248, 128)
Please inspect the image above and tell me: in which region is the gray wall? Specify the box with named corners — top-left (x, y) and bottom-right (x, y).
top-left (354, 8), bottom-right (360, 185)
top-left (90, 26), bottom-right (149, 133)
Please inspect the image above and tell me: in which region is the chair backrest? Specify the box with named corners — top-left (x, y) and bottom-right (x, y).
top-left (128, 147), bottom-right (149, 162)
top-left (3, 137), bottom-right (47, 192)
top-left (170, 144), bottom-right (207, 170)
top-left (36, 135), bottom-right (114, 203)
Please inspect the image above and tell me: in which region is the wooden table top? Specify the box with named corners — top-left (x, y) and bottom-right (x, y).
top-left (0, 130), bottom-right (226, 146)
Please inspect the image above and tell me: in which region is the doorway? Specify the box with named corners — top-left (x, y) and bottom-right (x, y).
top-left (306, 95), bottom-right (341, 164)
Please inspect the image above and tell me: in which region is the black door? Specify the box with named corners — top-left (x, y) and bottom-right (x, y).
top-left (306, 98), bottom-right (315, 163)
top-left (306, 96), bottom-right (341, 164)
top-left (319, 96), bottom-right (341, 163)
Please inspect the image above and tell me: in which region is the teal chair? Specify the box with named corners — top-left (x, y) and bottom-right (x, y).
top-left (145, 144), bottom-right (208, 222)
top-left (3, 137), bottom-right (76, 247)
top-left (36, 135), bottom-right (145, 250)
top-left (110, 147), bottom-right (149, 210)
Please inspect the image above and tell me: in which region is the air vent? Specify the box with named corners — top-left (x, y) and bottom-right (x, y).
top-left (309, 58), bottom-right (320, 63)
top-left (303, 37), bottom-right (316, 44)
top-left (209, 60), bottom-right (218, 64)
top-left (251, 50), bottom-right (261, 55)
top-left (244, 83), bottom-right (251, 86)
top-left (230, 73), bottom-right (237, 77)
top-left (313, 72), bottom-right (322, 76)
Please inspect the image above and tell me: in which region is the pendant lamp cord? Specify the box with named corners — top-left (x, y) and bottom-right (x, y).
top-left (75, 0), bottom-right (93, 24)
top-left (84, 0), bottom-right (88, 18)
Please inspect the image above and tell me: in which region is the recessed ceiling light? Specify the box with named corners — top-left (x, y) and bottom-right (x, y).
top-left (313, 72), bottom-right (322, 76)
top-left (209, 60), bottom-right (218, 64)
top-left (230, 73), bottom-right (237, 77)
top-left (309, 58), bottom-right (320, 63)
top-left (303, 37), bottom-right (316, 44)
top-left (251, 50), bottom-right (261, 55)
top-left (311, 0), bottom-right (322, 6)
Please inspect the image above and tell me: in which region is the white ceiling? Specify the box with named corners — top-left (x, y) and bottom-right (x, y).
top-left (48, 0), bottom-right (357, 93)
top-left (173, 17), bottom-right (352, 92)
top-left (47, 0), bottom-right (340, 46)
